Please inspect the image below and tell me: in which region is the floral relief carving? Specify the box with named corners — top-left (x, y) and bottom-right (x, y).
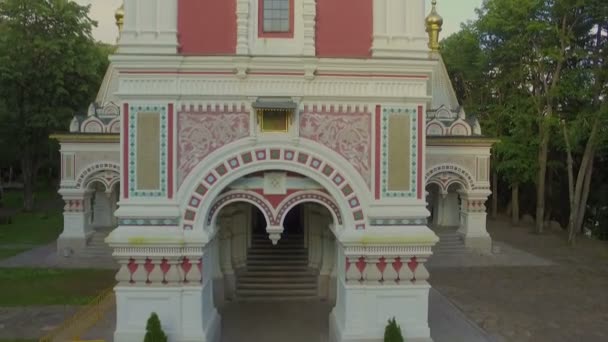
top-left (300, 108), bottom-right (371, 188)
top-left (178, 106), bottom-right (250, 188)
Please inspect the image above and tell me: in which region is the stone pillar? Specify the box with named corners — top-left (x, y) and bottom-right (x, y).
top-left (219, 222), bottom-right (236, 300)
top-left (372, 0), bottom-right (428, 57)
top-left (302, 0), bottom-right (317, 56)
top-left (308, 212), bottom-right (323, 269)
top-left (57, 189), bottom-right (93, 255)
top-left (236, 0), bottom-right (250, 55)
top-left (458, 190), bottom-right (492, 254)
top-left (329, 227), bottom-right (436, 342)
top-left (318, 228), bottom-right (335, 298)
top-left (230, 207), bottom-right (248, 269)
top-left (111, 243), bottom-right (220, 342)
top-left (119, 0), bottom-right (178, 54)
top-left (92, 190), bottom-right (113, 228)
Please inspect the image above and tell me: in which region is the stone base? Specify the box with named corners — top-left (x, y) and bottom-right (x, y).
top-left (329, 311), bottom-right (433, 342)
top-left (56, 232), bottom-right (94, 257)
top-left (329, 281), bottom-right (432, 342)
top-left (463, 235), bottom-right (492, 255)
top-left (114, 285), bottom-right (220, 342)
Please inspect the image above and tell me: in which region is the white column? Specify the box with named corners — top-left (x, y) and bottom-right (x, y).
top-left (458, 190), bottom-right (492, 254)
top-left (302, 0), bottom-right (317, 56)
top-left (318, 228), bottom-right (335, 298)
top-left (57, 189), bottom-right (93, 255)
top-left (119, 0), bottom-right (178, 54)
top-left (329, 236), bottom-right (434, 342)
top-left (219, 222), bottom-right (236, 300)
top-left (372, 0), bottom-right (428, 57)
top-left (236, 0), bottom-right (250, 54)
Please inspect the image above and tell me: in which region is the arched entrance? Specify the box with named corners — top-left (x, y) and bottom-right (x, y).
top-left (111, 142), bottom-right (436, 342)
top-left (208, 174), bottom-right (340, 340)
top-left (426, 164), bottom-right (492, 253)
top-left (57, 162), bottom-right (120, 255)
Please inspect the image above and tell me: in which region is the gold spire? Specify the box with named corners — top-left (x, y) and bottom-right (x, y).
top-left (425, 0), bottom-right (443, 52)
top-left (115, 4), bottom-right (125, 33)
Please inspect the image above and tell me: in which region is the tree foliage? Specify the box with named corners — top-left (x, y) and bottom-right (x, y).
top-left (442, 0), bottom-right (608, 242)
top-left (0, 0), bottom-right (108, 210)
top-left (384, 317), bottom-right (405, 342)
top-left (144, 312), bottom-right (168, 342)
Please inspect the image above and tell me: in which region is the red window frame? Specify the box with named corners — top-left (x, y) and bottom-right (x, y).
top-left (258, 0), bottom-right (295, 38)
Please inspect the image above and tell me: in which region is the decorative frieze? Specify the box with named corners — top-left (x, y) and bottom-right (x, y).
top-left (183, 147), bottom-right (366, 230)
top-left (345, 256), bottom-right (430, 284)
top-left (64, 199), bottom-right (85, 213)
top-left (177, 104), bottom-right (250, 188)
top-left (116, 256), bottom-right (201, 286)
top-left (118, 77), bottom-right (428, 100)
top-left (118, 218), bottom-right (180, 226)
top-left (369, 217), bottom-right (427, 226)
top-left (300, 105), bottom-right (372, 189)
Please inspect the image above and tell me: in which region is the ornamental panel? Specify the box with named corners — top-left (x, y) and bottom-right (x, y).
top-left (128, 104), bottom-right (169, 197)
top-left (378, 107), bottom-right (420, 198)
top-left (177, 104), bottom-right (250, 188)
top-left (300, 105), bottom-right (372, 188)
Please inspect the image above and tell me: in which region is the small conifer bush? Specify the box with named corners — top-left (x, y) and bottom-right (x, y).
top-left (384, 317), bottom-right (404, 342)
top-left (144, 312), bottom-right (168, 342)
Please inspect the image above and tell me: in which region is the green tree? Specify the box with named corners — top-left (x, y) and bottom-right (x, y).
top-left (144, 312), bottom-right (168, 342)
top-left (0, 0), bottom-right (107, 210)
top-left (384, 317), bottom-right (404, 342)
top-left (476, 0), bottom-right (585, 233)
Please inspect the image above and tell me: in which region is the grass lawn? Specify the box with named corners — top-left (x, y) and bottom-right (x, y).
top-left (0, 268), bottom-right (116, 306)
top-left (0, 189), bottom-right (63, 259)
top-left (0, 340), bottom-right (37, 342)
top-left (0, 210), bottom-right (62, 246)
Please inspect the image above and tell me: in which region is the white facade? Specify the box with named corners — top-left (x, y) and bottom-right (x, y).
top-left (53, 1), bottom-right (495, 341)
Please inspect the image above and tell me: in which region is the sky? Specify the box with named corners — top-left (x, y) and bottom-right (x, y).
top-left (77, 0), bottom-right (483, 44)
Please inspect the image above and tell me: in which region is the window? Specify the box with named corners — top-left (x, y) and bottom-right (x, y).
top-left (258, 108), bottom-right (291, 132)
top-left (259, 0), bottom-right (293, 38)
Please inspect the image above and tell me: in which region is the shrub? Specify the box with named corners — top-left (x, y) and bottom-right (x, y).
top-left (144, 312), bottom-right (167, 342)
top-left (384, 317), bottom-right (404, 342)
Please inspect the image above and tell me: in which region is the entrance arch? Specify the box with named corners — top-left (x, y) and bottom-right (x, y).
top-left (178, 141), bottom-right (370, 236)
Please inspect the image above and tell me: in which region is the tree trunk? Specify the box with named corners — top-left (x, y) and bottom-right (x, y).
top-left (575, 155), bottom-right (594, 235)
top-left (20, 149), bottom-right (36, 212)
top-left (512, 183), bottom-right (519, 226)
top-left (562, 122), bottom-right (576, 243)
top-left (491, 171), bottom-right (498, 219)
top-left (535, 116), bottom-right (550, 234)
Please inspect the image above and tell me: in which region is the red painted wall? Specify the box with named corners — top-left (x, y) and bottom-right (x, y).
top-left (178, 0), bottom-right (236, 55)
top-left (316, 0), bottom-right (373, 58)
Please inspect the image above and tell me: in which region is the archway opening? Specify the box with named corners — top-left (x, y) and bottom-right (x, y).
top-left (209, 174), bottom-right (340, 341)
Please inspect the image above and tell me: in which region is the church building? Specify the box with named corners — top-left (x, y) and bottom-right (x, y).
top-left (52, 1), bottom-right (495, 341)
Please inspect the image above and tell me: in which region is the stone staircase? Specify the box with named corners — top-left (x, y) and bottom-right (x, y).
top-left (431, 228), bottom-right (467, 256)
top-left (236, 233), bottom-right (318, 301)
top-left (79, 228), bottom-right (116, 266)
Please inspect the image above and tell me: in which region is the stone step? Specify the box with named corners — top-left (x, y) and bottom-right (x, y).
top-left (248, 254), bottom-right (308, 260)
top-left (239, 276), bottom-right (317, 283)
top-left (248, 251), bottom-right (307, 257)
top-left (237, 282), bottom-right (316, 290)
top-left (247, 260), bottom-right (309, 267)
top-left (246, 265), bottom-right (311, 272)
top-left (237, 296), bottom-right (318, 302)
top-left (239, 270), bottom-right (317, 277)
top-left (236, 289), bottom-right (317, 297)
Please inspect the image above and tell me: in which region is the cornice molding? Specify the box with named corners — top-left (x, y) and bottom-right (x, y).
top-left (50, 133), bottom-right (120, 143)
top-left (427, 136), bottom-right (499, 147)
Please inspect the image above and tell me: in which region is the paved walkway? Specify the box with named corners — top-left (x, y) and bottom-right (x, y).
top-left (427, 240), bottom-right (553, 269)
top-left (0, 243), bottom-right (117, 269)
top-left (0, 305), bottom-right (80, 340)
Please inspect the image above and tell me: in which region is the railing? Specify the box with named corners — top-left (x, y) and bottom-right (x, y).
top-left (39, 287), bottom-right (115, 342)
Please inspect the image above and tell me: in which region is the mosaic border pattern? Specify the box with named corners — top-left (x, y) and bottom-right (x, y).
top-left (381, 107), bottom-right (418, 198)
top-left (118, 218), bottom-right (180, 226)
top-left (369, 218), bottom-right (427, 226)
top-left (183, 147), bottom-right (366, 230)
top-left (128, 105), bottom-right (168, 197)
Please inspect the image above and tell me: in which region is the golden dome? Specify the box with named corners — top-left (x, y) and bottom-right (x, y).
top-left (425, 1), bottom-right (444, 27)
top-left (425, 1), bottom-right (443, 52)
top-left (115, 4), bottom-right (124, 32)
